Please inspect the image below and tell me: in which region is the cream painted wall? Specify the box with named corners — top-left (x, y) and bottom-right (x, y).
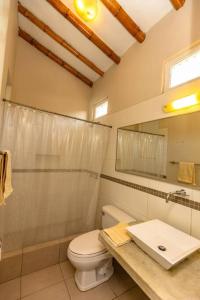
top-left (91, 0), bottom-right (200, 239)
top-left (0, 0), bottom-right (17, 101)
top-left (90, 0), bottom-right (200, 116)
top-left (12, 38), bottom-right (92, 119)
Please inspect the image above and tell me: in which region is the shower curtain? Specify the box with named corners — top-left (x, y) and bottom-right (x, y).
top-left (117, 129), bottom-right (167, 177)
top-left (0, 102), bottom-right (110, 252)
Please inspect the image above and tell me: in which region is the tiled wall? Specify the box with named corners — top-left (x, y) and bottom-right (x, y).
top-left (98, 174), bottom-right (199, 236)
top-left (0, 234), bottom-right (78, 284)
top-left (2, 171), bottom-right (97, 252)
top-left (96, 79), bottom-right (200, 240)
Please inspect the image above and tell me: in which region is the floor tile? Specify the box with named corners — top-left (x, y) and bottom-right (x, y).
top-left (60, 261), bottom-right (75, 280)
top-left (113, 261), bottom-right (133, 281)
top-left (21, 264), bottom-right (63, 297)
top-left (116, 286), bottom-right (149, 300)
top-left (22, 282), bottom-right (70, 300)
top-left (22, 243), bottom-right (60, 275)
top-left (0, 278), bottom-right (20, 300)
top-left (108, 272), bottom-right (135, 296)
top-left (66, 277), bottom-right (115, 300)
top-left (0, 251), bottom-right (22, 284)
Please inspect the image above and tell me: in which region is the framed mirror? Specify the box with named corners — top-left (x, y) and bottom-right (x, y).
top-left (116, 111), bottom-right (200, 188)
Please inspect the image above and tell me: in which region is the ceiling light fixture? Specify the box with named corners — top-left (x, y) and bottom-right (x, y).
top-left (74, 0), bottom-right (98, 22)
top-left (163, 94), bottom-right (200, 113)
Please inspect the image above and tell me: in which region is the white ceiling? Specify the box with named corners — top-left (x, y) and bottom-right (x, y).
top-left (18, 0), bottom-right (173, 83)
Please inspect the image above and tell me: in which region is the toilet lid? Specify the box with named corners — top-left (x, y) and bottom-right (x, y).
top-left (69, 230), bottom-right (106, 256)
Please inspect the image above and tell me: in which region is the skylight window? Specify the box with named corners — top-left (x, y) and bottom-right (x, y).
top-left (94, 100), bottom-right (108, 119)
top-left (164, 45), bottom-right (200, 91)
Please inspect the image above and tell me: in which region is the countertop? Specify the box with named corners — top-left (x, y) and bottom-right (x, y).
top-left (99, 230), bottom-right (200, 300)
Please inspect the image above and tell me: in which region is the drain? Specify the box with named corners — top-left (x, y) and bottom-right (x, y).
top-left (158, 245), bottom-right (167, 251)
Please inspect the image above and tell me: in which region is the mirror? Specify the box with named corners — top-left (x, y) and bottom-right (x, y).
top-left (116, 111), bottom-right (200, 188)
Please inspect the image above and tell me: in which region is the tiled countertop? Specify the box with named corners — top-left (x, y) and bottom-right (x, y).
top-left (99, 230), bottom-right (200, 300)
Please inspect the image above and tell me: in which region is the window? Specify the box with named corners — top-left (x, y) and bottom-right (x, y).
top-left (94, 100), bottom-right (108, 119)
top-left (164, 44), bottom-right (200, 91)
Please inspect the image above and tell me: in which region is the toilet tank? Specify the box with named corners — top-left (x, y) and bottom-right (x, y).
top-left (101, 205), bottom-right (135, 229)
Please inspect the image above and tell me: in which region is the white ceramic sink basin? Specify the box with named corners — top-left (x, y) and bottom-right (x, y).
top-left (127, 219), bottom-right (200, 270)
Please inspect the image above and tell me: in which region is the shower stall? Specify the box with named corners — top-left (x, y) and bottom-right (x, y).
top-left (0, 101), bottom-right (110, 253)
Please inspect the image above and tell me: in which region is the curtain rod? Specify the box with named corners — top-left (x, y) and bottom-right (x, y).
top-left (119, 128), bottom-right (165, 137)
top-left (2, 99), bottom-right (112, 129)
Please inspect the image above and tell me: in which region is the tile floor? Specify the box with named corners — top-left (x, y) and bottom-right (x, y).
top-left (0, 259), bottom-right (149, 300)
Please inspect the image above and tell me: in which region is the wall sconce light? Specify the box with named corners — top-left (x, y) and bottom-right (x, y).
top-left (74, 0), bottom-right (98, 22)
top-left (163, 94), bottom-right (200, 113)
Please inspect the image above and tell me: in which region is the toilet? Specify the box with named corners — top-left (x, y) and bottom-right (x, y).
top-left (68, 205), bottom-right (135, 291)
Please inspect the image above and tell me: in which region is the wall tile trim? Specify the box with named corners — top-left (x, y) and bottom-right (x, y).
top-left (100, 174), bottom-right (200, 211)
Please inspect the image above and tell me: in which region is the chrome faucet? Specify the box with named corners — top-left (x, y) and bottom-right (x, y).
top-left (166, 189), bottom-right (189, 203)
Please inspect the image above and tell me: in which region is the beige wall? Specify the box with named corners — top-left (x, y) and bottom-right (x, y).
top-left (90, 0), bottom-right (200, 116)
top-left (92, 0), bottom-right (200, 239)
top-left (0, 0), bottom-right (17, 102)
top-left (12, 38), bottom-right (92, 119)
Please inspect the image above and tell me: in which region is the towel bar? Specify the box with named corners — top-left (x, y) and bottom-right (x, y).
top-left (169, 161), bottom-right (200, 166)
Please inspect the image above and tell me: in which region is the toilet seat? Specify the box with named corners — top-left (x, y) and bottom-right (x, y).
top-left (68, 230), bottom-right (107, 258)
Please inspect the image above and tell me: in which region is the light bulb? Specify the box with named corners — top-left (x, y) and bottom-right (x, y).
top-left (74, 0), bottom-right (98, 22)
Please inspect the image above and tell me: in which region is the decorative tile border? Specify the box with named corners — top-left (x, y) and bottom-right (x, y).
top-left (100, 174), bottom-right (200, 211)
top-left (13, 168), bottom-right (99, 178)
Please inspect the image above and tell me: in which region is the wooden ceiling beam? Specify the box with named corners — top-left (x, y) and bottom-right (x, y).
top-left (18, 2), bottom-right (104, 77)
top-left (46, 0), bottom-right (120, 64)
top-left (18, 28), bottom-right (93, 87)
top-left (170, 0), bottom-right (185, 10)
top-left (101, 0), bottom-right (145, 43)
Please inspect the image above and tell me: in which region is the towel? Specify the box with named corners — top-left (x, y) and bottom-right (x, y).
top-left (103, 223), bottom-right (131, 247)
top-left (177, 161), bottom-right (196, 185)
top-left (0, 151), bottom-right (13, 205)
top-left (0, 154), bottom-right (5, 204)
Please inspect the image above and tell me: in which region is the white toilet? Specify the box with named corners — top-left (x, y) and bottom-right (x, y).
top-left (68, 205), bottom-right (135, 291)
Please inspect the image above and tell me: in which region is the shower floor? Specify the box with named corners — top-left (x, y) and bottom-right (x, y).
top-left (0, 259), bottom-right (149, 300)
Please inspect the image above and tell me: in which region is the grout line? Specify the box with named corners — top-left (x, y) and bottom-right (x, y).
top-left (59, 263), bottom-right (72, 300)
top-left (20, 279), bottom-right (64, 299)
top-left (108, 266), bottom-right (137, 299)
top-left (19, 249), bottom-right (24, 299)
top-left (59, 243), bottom-right (61, 263)
top-left (58, 262), bottom-right (65, 281)
top-left (63, 280), bottom-right (72, 300)
top-left (117, 286), bottom-right (136, 298)
top-left (114, 285), bottom-right (146, 300)
top-left (189, 207), bottom-right (193, 236)
top-left (110, 283), bottom-right (134, 299)
top-left (61, 274), bottom-right (72, 299)
top-left (0, 275), bottom-right (20, 286)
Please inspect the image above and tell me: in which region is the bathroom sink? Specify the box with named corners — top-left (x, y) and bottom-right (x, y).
top-left (127, 219), bottom-right (200, 270)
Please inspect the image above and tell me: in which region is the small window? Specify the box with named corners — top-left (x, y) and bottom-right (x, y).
top-left (164, 44), bottom-right (200, 91)
top-left (94, 100), bottom-right (108, 119)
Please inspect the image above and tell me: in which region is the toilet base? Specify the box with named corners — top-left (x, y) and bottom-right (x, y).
top-left (74, 258), bottom-right (114, 291)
